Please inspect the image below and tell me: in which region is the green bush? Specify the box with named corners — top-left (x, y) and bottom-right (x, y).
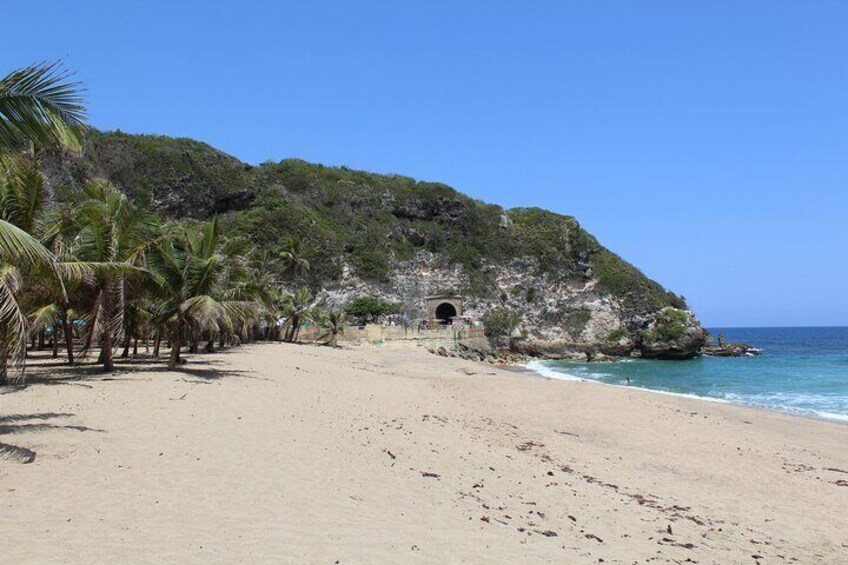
top-left (482, 308), bottom-right (522, 346)
top-left (641, 308), bottom-right (689, 342)
top-left (591, 250), bottom-right (680, 310)
top-left (346, 296), bottom-right (401, 324)
top-left (606, 328), bottom-right (628, 342)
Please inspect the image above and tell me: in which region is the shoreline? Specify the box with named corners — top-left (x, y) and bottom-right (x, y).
top-left (516, 358), bottom-right (848, 426)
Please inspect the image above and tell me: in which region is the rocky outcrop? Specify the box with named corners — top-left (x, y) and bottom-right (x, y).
top-left (311, 253), bottom-right (704, 361)
top-left (636, 308), bottom-right (707, 360)
top-left (704, 343), bottom-right (761, 357)
top-left (392, 197), bottom-right (466, 223)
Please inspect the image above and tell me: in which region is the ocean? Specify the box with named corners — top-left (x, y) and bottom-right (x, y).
top-left (525, 326), bottom-right (848, 422)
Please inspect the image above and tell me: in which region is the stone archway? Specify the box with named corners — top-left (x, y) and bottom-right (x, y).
top-left (435, 302), bottom-right (458, 324)
top-left (426, 295), bottom-right (463, 325)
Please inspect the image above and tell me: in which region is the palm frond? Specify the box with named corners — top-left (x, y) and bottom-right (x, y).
top-left (57, 261), bottom-right (144, 282)
top-left (0, 155), bottom-right (45, 233)
top-left (0, 62), bottom-right (86, 153)
top-left (27, 303), bottom-right (60, 333)
top-left (180, 295), bottom-right (224, 332)
top-left (0, 218), bottom-right (58, 272)
top-left (0, 266), bottom-right (27, 383)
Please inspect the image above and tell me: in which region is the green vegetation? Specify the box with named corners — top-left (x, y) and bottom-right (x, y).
top-left (0, 60), bottom-right (692, 383)
top-left (562, 308), bottom-right (592, 338)
top-left (592, 250), bottom-right (687, 311)
top-left (1, 62), bottom-right (86, 383)
top-left (606, 328), bottom-right (628, 342)
top-left (68, 134), bottom-right (686, 313)
top-left (345, 296), bottom-right (401, 324)
top-left (82, 130), bottom-right (252, 215)
top-left (278, 287), bottom-right (313, 343)
top-left (316, 310), bottom-right (345, 347)
top-left (0, 62), bottom-right (345, 383)
top-left (0, 55), bottom-right (707, 390)
top-left (482, 308), bottom-right (522, 346)
top-left (640, 307), bottom-right (689, 342)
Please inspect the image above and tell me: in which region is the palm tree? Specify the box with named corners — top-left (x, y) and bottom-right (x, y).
top-left (235, 248), bottom-right (282, 341)
top-left (279, 287), bottom-right (312, 342)
top-left (3, 156), bottom-right (124, 371)
top-left (0, 220), bottom-right (60, 384)
top-left (0, 62), bottom-right (85, 384)
top-left (69, 179), bottom-right (159, 371)
top-left (316, 310), bottom-right (345, 347)
top-left (147, 218), bottom-right (258, 369)
top-left (0, 156), bottom-right (47, 232)
top-left (0, 62), bottom-right (86, 154)
top-left (279, 236), bottom-right (310, 280)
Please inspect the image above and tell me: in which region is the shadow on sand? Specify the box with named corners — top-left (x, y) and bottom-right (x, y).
top-left (1, 347), bottom-right (267, 464)
top-left (13, 348), bottom-right (262, 389)
top-left (0, 412), bottom-right (105, 464)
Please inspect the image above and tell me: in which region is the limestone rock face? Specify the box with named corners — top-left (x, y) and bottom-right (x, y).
top-left (308, 253), bottom-right (705, 360)
top-left (637, 308), bottom-right (707, 360)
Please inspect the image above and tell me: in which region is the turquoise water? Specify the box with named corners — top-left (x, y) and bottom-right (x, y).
top-left (526, 327), bottom-right (848, 422)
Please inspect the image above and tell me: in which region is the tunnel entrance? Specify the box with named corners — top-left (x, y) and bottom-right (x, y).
top-left (435, 302), bottom-right (458, 324)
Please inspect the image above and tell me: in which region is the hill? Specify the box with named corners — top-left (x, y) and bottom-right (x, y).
top-left (42, 129), bottom-right (702, 358)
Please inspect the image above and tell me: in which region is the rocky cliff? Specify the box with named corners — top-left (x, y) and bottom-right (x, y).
top-left (42, 129), bottom-right (705, 359)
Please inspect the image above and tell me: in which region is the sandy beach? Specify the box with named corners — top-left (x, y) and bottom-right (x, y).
top-left (1, 343), bottom-right (846, 564)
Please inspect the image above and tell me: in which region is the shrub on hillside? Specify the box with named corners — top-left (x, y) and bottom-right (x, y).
top-left (346, 296), bottom-right (401, 324)
top-left (482, 308), bottom-right (522, 347)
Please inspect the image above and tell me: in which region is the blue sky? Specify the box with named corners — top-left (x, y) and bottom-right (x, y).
top-left (4, 1), bottom-right (846, 327)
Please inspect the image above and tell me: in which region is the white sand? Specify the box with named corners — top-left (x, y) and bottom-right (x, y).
top-left (1, 343), bottom-right (846, 564)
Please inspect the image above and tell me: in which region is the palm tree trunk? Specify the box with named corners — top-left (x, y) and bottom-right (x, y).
top-left (38, 329), bottom-right (46, 350)
top-left (100, 284), bottom-right (114, 372)
top-left (133, 337), bottom-right (138, 357)
top-left (61, 315), bottom-right (75, 365)
top-left (153, 330), bottom-right (162, 358)
top-left (168, 322), bottom-right (182, 370)
top-left (101, 331), bottom-right (113, 371)
top-left (52, 331), bottom-right (59, 358)
top-left (0, 343), bottom-right (7, 386)
top-left (289, 316), bottom-right (301, 342)
top-left (120, 330), bottom-right (131, 358)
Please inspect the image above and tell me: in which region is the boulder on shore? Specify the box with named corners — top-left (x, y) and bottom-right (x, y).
top-left (637, 307), bottom-right (706, 360)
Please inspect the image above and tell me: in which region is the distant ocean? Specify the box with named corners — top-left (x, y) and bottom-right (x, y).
top-left (526, 327), bottom-right (848, 422)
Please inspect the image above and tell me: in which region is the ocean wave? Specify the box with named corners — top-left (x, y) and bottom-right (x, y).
top-left (720, 392), bottom-right (848, 422)
top-left (524, 360), bottom-right (585, 382)
top-left (522, 361), bottom-right (848, 422)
